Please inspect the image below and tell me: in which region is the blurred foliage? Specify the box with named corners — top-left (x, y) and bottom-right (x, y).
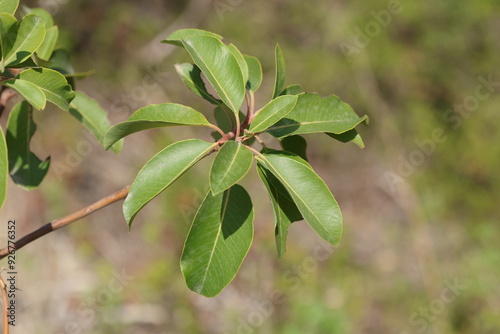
top-left (7, 0), bottom-right (500, 333)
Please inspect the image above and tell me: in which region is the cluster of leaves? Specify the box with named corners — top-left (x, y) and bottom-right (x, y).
top-left (103, 29), bottom-right (367, 297)
top-left (0, 0), bottom-right (121, 208)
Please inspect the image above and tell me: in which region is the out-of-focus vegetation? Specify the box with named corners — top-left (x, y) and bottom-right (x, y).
top-left (1, 0), bottom-right (499, 333)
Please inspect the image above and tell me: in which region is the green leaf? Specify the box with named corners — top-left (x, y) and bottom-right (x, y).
top-left (227, 43), bottom-right (248, 87)
top-left (174, 63), bottom-right (221, 105)
top-left (2, 14), bottom-right (45, 68)
top-left (256, 150), bottom-right (342, 246)
top-left (210, 141), bottom-right (253, 195)
top-left (244, 54), bottom-right (262, 92)
top-left (69, 92), bottom-right (123, 153)
top-left (0, 0), bottom-right (18, 15)
top-left (36, 25), bottom-right (58, 61)
top-left (257, 164), bottom-right (302, 257)
top-left (2, 78), bottom-right (46, 110)
top-left (0, 126), bottom-right (7, 208)
top-left (124, 139), bottom-right (216, 226)
top-left (104, 103), bottom-right (212, 150)
top-left (213, 105), bottom-right (235, 134)
top-left (272, 44), bottom-right (285, 99)
top-left (162, 28), bottom-right (223, 47)
top-left (183, 35), bottom-right (245, 114)
top-left (266, 93), bottom-right (367, 138)
top-left (327, 129), bottom-right (365, 148)
top-left (5, 101), bottom-right (50, 189)
top-left (249, 95), bottom-right (298, 134)
top-left (0, 13), bottom-right (16, 61)
top-left (16, 68), bottom-right (75, 110)
top-left (280, 135), bottom-right (308, 161)
top-left (279, 84), bottom-right (302, 96)
top-left (181, 184), bottom-right (254, 297)
top-left (23, 7), bottom-right (54, 27)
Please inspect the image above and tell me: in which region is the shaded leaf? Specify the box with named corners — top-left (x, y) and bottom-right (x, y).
top-left (181, 184), bottom-right (254, 297)
top-left (256, 150), bottom-right (342, 245)
top-left (2, 14), bottom-right (45, 68)
top-left (266, 93), bottom-right (367, 138)
top-left (69, 92), bottom-right (123, 153)
top-left (16, 68), bottom-right (75, 110)
top-left (6, 101), bottom-right (50, 189)
top-left (174, 63), bottom-right (220, 105)
top-left (249, 95), bottom-right (298, 134)
top-left (124, 139), bottom-right (216, 226)
top-left (257, 164), bottom-right (302, 257)
top-left (0, 127), bottom-right (7, 208)
top-left (280, 135), bottom-right (308, 161)
top-left (272, 44), bottom-right (285, 99)
top-left (162, 28), bottom-right (222, 47)
top-left (326, 129), bottom-right (365, 148)
top-left (210, 141), bottom-right (253, 195)
top-left (183, 35), bottom-right (245, 114)
top-left (104, 103), bottom-right (212, 150)
top-left (0, 13), bottom-right (16, 61)
top-left (244, 54), bottom-right (262, 92)
top-left (2, 78), bottom-right (46, 110)
top-left (279, 84), bottom-right (302, 96)
top-left (0, 0), bottom-right (19, 15)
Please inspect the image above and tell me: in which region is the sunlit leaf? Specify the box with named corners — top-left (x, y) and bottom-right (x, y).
top-left (182, 35), bottom-right (245, 114)
top-left (162, 28), bottom-right (222, 47)
top-left (104, 103), bottom-right (212, 150)
top-left (256, 150), bottom-right (342, 245)
top-left (124, 139), bottom-right (216, 226)
top-left (249, 95), bottom-right (298, 134)
top-left (227, 43), bottom-right (248, 87)
top-left (279, 84), bottom-right (302, 96)
top-left (210, 141), bottom-right (253, 195)
top-left (0, 126), bottom-right (7, 208)
top-left (181, 184), bottom-right (254, 297)
top-left (2, 78), bottom-right (46, 110)
top-left (36, 25), bottom-right (58, 61)
top-left (327, 129), bottom-right (365, 148)
top-left (266, 93), bottom-right (367, 138)
top-left (0, 0), bottom-right (19, 15)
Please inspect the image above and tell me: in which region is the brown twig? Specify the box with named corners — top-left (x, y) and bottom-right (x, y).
top-left (0, 186), bottom-right (130, 260)
top-left (0, 274), bottom-right (8, 334)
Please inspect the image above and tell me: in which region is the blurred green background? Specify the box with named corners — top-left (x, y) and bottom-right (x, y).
top-left (1, 0), bottom-right (500, 333)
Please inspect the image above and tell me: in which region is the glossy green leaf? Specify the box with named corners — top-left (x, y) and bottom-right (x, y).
top-left (280, 135), bottom-right (308, 161)
top-left (256, 150), bottom-right (342, 245)
top-left (257, 164), bottom-right (302, 257)
top-left (2, 14), bottom-right (45, 68)
top-left (266, 93), bottom-right (367, 138)
top-left (5, 101), bottom-right (50, 189)
top-left (69, 92), bottom-right (123, 153)
top-left (2, 78), bottom-right (46, 110)
top-left (272, 44), bottom-right (285, 99)
top-left (162, 28), bottom-right (222, 47)
top-left (183, 35), bottom-right (245, 114)
top-left (104, 103), bottom-right (212, 150)
top-left (227, 43), bottom-right (248, 87)
top-left (0, 0), bottom-right (18, 15)
top-left (279, 84), bottom-right (302, 96)
top-left (0, 127), bottom-right (7, 208)
top-left (210, 141), bottom-right (253, 195)
top-left (16, 68), bottom-right (75, 110)
top-left (327, 129), bottom-right (365, 148)
top-left (124, 139), bottom-right (216, 226)
top-left (249, 95), bottom-right (298, 134)
top-left (244, 55), bottom-right (262, 92)
top-left (181, 184), bottom-right (254, 297)
top-left (174, 63), bottom-right (221, 105)
top-left (36, 25), bottom-right (58, 61)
